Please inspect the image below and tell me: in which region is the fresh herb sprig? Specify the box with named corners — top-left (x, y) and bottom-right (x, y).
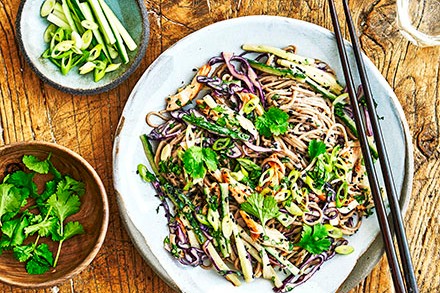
top-left (240, 193), bottom-right (280, 230)
top-left (255, 107), bottom-right (289, 138)
top-left (182, 146), bottom-right (218, 180)
top-left (0, 154), bottom-right (85, 274)
top-left (297, 223), bottom-right (331, 255)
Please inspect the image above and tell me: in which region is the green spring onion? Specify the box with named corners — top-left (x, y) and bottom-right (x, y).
top-left (40, 0), bottom-right (138, 82)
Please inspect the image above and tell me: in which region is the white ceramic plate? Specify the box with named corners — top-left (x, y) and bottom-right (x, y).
top-left (113, 16), bottom-right (413, 293)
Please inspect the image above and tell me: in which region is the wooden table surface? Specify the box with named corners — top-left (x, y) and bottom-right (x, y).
top-left (1, 0), bottom-right (439, 292)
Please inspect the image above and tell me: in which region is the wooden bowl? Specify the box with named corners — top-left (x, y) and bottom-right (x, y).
top-left (0, 141), bottom-right (109, 288)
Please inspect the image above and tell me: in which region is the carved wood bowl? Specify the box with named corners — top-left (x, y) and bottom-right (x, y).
top-left (0, 141), bottom-right (109, 288)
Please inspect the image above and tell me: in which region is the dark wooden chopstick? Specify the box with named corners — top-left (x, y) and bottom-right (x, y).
top-left (327, 0), bottom-right (418, 292)
top-left (340, 1), bottom-right (419, 292)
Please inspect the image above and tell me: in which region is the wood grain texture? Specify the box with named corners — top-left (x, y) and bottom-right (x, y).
top-left (1, 0), bottom-right (439, 292)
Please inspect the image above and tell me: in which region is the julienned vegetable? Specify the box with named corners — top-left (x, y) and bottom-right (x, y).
top-left (39, 0), bottom-right (137, 81)
top-left (0, 154), bottom-right (85, 274)
top-left (139, 45), bottom-right (376, 292)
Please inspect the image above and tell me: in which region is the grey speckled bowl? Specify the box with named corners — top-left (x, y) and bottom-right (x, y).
top-left (15, 0), bottom-right (149, 95)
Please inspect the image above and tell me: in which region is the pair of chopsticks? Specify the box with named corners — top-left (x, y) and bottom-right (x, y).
top-left (327, 1), bottom-right (418, 292)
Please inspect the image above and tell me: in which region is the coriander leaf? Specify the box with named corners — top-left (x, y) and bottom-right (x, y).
top-left (182, 146), bottom-right (206, 179)
top-left (5, 171), bottom-right (37, 199)
top-left (308, 139), bottom-right (327, 160)
top-left (22, 154), bottom-right (50, 174)
top-left (57, 176), bottom-right (85, 196)
top-left (297, 224), bottom-right (331, 255)
top-left (26, 256), bottom-right (51, 275)
top-left (254, 117), bottom-right (271, 138)
top-left (13, 243), bottom-right (34, 262)
top-left (39, 180), bottom-right (58, 202)
top-left (35, 243), bottom-right (54, 266)
top-left (47, 190), bottom-right (81, 226)
top-left (25, 243), bottom-right (54, 275)
top-left (202, 148), bottom-right (218, 171)
top-left (62, 221), bottom-right (84, 241)
top-left (255, 107), bottom-right (289, 138)
top-left (24, 217), bottom-right (58, 238)
top-left (240, 193), bottom-right (280, 228)
top-left (0, 184), bottom-right (22, 226)
top-left (1, 216), bottom-right (30, 247)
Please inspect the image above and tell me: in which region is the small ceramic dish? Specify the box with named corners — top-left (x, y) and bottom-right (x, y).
top-left (15, 0), bottom-right (149, 95)
top-left (0, 141), bottom-right (109, 288)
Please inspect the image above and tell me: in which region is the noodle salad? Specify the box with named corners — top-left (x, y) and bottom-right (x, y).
top-left (137, 44), bottom-right (376, 292)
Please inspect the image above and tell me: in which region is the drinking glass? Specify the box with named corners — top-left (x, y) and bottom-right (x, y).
top-left (396, 0), bottom-right (440, 47)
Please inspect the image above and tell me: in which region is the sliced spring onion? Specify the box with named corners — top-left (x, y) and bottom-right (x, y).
top-left (51, 7), bottom-right (68, 23)
top-left (81, 19), bottom-right (98, 30)
top-left (41, 48), bottom-right (51, 58)
top-left (53, 2), bottom-right (64, 14)
top-left (81, 30), bottom-right (93, 49)
top-left (93, 60), bottom-right (107, 70)
top-left (41, 0), bottom-right (137, 82)
top-left (51, 40), bottom-right (74, 58)
top-left (105, 63), bottom-right (121, 73)
top-left (60, 51), bottom-right (73, 75)
top-left (335, 245), bottom-right (354, 255)
top-left (87, 44), bottom-right (103, 61)
top-left (94, 66), bottom-right (106, 82)
top-left (78, 61), bottom-right (96, 74)
top-left (41, 0), bottom-right (56, 17)
top-left (43, 24), bottom-right (57, 43)
top-left (71, 31), bottom-right (83, 49)
top-left (107, 45), bottom-right (119, 59)
top-left (47, 13), bottom-right (70, 29)
top-left (324, 224), bottom-right (343, 239)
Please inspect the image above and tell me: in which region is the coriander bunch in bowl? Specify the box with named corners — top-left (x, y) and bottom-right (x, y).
top-left (0, 153), bottom-right (85, 275)
top-left (0, 141), bottom-right (108, 288)
top-left (40, 0), bottom-right (137, 82)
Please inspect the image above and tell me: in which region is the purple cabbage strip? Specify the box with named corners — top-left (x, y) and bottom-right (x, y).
top-left (196, 75), bottom-right (244, 97)
top-left (223, 52), bottom-right (256, 93)
top-left (169, 222), bottom-right (208, 267)
top-left (151, 180), bottom-right (172, 222)
top-left (221, 52), bottom-right (266, 107)
top-left (147, 119), bottom-right (182, 141)
top-left (274, 253), bottom-right (329, 293)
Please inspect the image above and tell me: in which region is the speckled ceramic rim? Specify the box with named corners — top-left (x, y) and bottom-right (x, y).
top-left (15, 0), bottom-right (150, 95)
top-left (0, 141), bottom-right (109, 288)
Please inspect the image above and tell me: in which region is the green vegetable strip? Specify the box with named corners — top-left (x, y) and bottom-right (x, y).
top-left (97, 0), bottom-right (128, 63)
top-left (47, 13), bottom-right (70, 29)
top-left (242, 44), bottom-right (315, 65)
top-left (61, 0), bottom-right (78, 33)
top-left (182, 114), bottom-right (250, 141)
top-left (248, 59), bottom-right (337, 101)
top-left (98, 0), bottom-right (137, 51)
top-left (80, 2), bottom-right (111, 60)
top-left (140, 134), bottom-right (160, 176)
top-left (87, 0), bottom-right (116, 45)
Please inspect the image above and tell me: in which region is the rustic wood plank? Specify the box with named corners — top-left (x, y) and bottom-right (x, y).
top-left (0, 0), bottom-right (439, 292)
